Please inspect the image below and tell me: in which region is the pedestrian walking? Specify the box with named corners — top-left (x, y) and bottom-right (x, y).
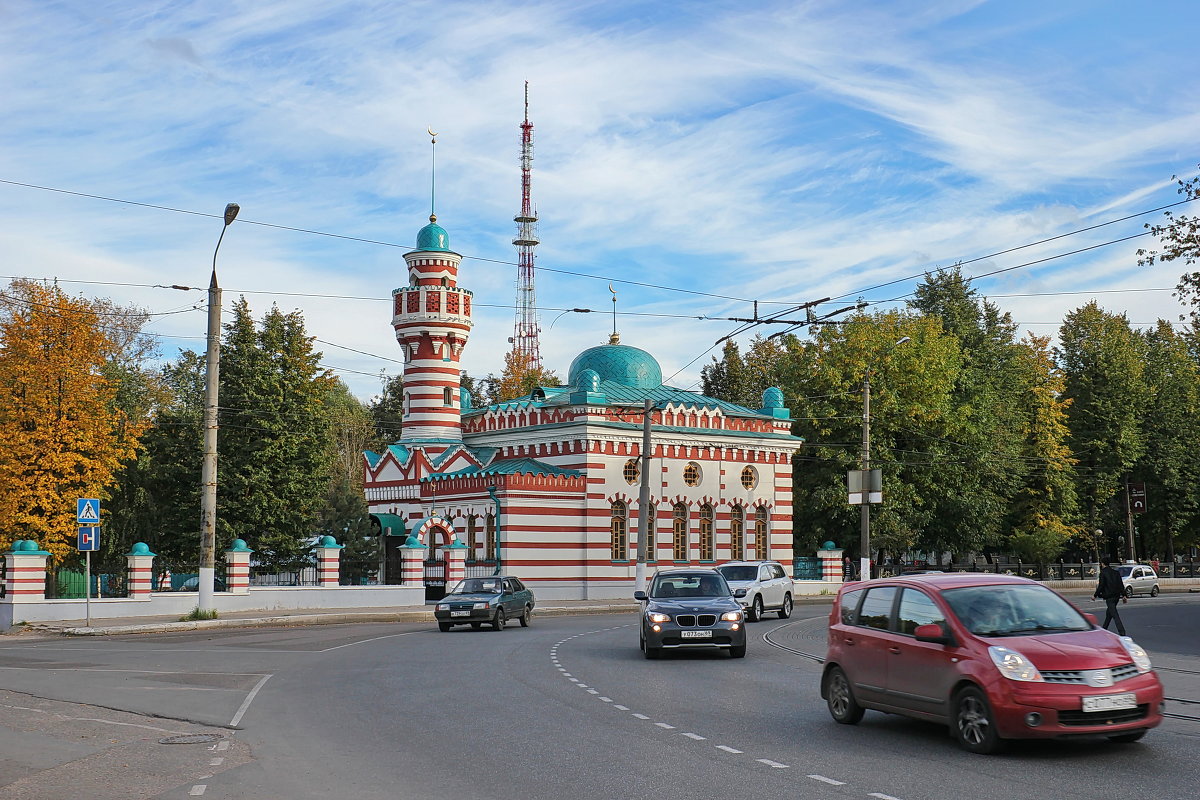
top-left (1092, 556), bottom-right (1127, 636)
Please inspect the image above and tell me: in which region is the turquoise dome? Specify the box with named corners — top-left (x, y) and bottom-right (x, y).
top-left (568, 344), bottom-right (662, 390)
top-left (762, 387), bottom-right (784, 409)
top-left (414, 215), bottom-right (451, 252)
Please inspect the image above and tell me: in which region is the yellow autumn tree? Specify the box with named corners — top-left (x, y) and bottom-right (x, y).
top-left (0, 280), bottom-right (146, 562)
top-left (487, 350), bottom-right (560, 404)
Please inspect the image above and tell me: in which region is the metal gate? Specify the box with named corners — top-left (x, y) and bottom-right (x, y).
top-left (423, 549), bottom-right (446, 601)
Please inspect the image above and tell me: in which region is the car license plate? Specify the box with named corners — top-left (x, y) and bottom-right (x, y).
top-left (451, 610), bottom-right (470, 617)
top-left (680, 629), bottom-right (712, 638)
top-left (1082, 692), bottom-right (1136, 712)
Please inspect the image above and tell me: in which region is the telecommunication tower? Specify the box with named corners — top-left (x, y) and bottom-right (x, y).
top-left (510, 81), bottom-right (542, 370)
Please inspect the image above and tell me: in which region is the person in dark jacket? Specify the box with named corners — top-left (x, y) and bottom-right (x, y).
top-left (1092, 556), bottom-right (1127, 636)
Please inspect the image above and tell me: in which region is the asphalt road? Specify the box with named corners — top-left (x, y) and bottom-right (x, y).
top-left (1, 595), bottom-right (1198, 800)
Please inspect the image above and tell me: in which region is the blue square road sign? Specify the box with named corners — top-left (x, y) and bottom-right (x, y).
top-left (77, 498), bottom-right (101, 525)
top-left (78, 527), bottom-right (100, 551)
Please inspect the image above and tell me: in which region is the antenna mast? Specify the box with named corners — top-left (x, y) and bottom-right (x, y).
top-left (510, 81), bottom-right (542, 370)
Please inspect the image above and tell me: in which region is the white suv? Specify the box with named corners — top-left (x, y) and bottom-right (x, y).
top-left (716, 561), bottom-right (793, 621)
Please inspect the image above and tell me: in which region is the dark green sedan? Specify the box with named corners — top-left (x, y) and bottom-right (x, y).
top-left (434, 575), bottom-right (535, 631)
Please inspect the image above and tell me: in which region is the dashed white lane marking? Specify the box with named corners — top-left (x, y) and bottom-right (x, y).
top-left (654, 722), bottom-right (675, 729)
top-left (757, 759), bottom-right (789, 768)
top-left (869, 794), bottom-right (903, 800)
top-left (599, 697), bottom-right (613, 702)
top-left (716, 745), bottom-right (742, 754)
top-left (680, 732), bottom-right (706, 740)
top-left (808, 775), bottom-right (845, 786)
top-left (633, 713), bottom-right (650, 720)
top-left (569, 678), bottom-right (580, 683)
top-left (188, 786), bottom-right (206, 796)
top-left (216, 741), bottom-right (229, 752)
top-left (209, 757), bottom-right (224, 766)
top-left (614, 705), bottom-right (629, 711)
top-left (586, 689), bottom-right (599, 695)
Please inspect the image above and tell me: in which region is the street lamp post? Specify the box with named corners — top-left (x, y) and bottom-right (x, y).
top-left (199, 203), bottom-right (240, 613)
top-left (859, 336), bottom-right (909, 581)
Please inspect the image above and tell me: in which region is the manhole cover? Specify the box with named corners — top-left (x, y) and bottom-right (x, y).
top-left (158, 733), bottom-right (225, 745)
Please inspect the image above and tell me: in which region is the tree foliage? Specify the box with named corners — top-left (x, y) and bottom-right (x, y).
top-left (480, 350), bottom-right (560, 405)
top-left (0, 280), bottom-right (146, 562)
top-left (1137, 167), bottom-right (1200, 320)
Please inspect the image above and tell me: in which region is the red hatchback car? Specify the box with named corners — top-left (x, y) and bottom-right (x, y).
top-left (822, 574), bottom-right (1164, 753)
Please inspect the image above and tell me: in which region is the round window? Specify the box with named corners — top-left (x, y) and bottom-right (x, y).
top-left (740, 466), bottom-right (758, 490)
top-left (623, 458), bottom-right (640, 485)
top-left (684, 462), bottom-right (701, 487)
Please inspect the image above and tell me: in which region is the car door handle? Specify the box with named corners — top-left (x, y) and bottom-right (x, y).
top-left (888, 646), bottom-right (901, 654)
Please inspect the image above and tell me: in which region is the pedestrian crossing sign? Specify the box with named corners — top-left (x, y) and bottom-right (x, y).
top-left (77, 498), bottom-right (101, 525)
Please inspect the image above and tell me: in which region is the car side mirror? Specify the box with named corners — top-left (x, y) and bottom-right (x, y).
top-left (1083, 612), bottom-right (1098, 626)
top-left (733, 588), bottom-right (748, 598)
top-left (913, 623), bottom-right (954, 645)
top-left (634, 590), bottom-right (648, 601)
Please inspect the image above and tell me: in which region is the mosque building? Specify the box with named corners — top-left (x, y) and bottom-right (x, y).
top-left (363, 214), bottom-right (804, 600)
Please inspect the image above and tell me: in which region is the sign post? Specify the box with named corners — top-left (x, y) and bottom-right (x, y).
top-left (77, 499), bottom-right (101, 627)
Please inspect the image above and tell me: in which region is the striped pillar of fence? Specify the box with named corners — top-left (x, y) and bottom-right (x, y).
top-left (818, 548), bottom-right (844, 582)
top-left (445, 541), bottom-right (467, 587)
top-left (3, 541), bottom-right (50, 600)
top-left (224, 539), bottom-right (253, 594)
top-left (400, 539), bottom-right (427, 586)
top-left (126, 543), bottom-right (156, 598)
top-left (316, 537), bottom-right (344, 587)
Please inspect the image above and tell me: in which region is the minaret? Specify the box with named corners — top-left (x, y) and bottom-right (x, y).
top-left (391, 130), bottom-right (473, 441)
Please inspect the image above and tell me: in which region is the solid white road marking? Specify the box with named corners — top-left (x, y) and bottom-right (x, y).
top-left (680, 732), bottom-right (706, 740)
top-left (716, 745), bottom-right (742, 754)
top-left (757, 759), bottom-right (789, 768)
top-left (229, 673), bottom-right (273, 727)
top-left (319, 631), bottom-right (419, 652)
top-left (655, 722), bottom-right (675, 729)
top-left (808, 775), bottom-right (845, 785)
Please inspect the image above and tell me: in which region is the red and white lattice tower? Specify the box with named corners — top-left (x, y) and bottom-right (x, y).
top-left (510, 81), bottom-right (542, 370)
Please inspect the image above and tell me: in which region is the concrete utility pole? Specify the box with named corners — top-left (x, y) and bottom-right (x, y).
top-left (635, 398), bottom-right (654, 591)
top-left (199, 203), bottom-right (240, 613)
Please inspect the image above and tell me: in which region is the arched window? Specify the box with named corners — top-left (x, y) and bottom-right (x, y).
top-left (485, 513), bottom-right (497, 561)
top-left (740, 465), bottom-right (758, 490)
top-left (684, 462), bottom-right (701, 487)
top-left (754, 506), bottom-right (769, 559)
top-left (466, 515), bottom-right (478, 561)
top-left (729, 505), bottom-right (744, 561)
top-left (673, 503), bottom-right (689, 561)
top-left (645, 503), bottom-right (657, 563)
top-left (699, 504), bottom-right (714, 561)
top-left (611, 500), bottom-right (628, 561)
top-left (623, 458), bottom-right (640, 485)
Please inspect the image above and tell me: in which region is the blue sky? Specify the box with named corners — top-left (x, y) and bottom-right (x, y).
top-left (1, 0), bottom-right (1197, 401)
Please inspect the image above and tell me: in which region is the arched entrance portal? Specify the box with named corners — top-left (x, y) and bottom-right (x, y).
top-left (410, 516), bottom-right (456, 601)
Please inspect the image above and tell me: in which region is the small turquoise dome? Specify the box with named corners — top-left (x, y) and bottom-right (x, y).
top-left (762, 387), bottom-right (784, 409)
top-left (568, 344), bottom-right (662, 390)
top-left (129, 542), bottom-right (153, 556)
top-left (319, 535), bottom-right (340, 548)
top-left (18, 540), bottom-right (37, 552)
top-left (414, 215), bottom-right (451, 252)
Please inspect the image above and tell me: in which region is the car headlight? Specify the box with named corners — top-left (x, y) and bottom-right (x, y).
top-left (1120, 637), bottom-right (1153, 673)
top-left (473, 602), bottom-right (489, 610)
top-left (721, 611), bottom-right (743, 622)
top-left (436, 604), bottom-right (449, 611)
top-left (647, 612), bottom-right (670, 624)
top-left (988, 645), bottom-right (1044, 682)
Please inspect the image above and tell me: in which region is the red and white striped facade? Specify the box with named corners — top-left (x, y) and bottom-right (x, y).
top-left (364, 218), bottom-right (804, 600)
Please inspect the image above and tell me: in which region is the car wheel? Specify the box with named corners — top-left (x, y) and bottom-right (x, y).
top-left (953, 686), bottom-right (1005, 754)
top-left (492, 609), bottom-right (506, 631)
top-left (438, 621), bottom-right (451, 632)
top-left (1124, 585), bottom-right (1134, 599)
top-left (825, 666), bottom-right (864, 725)
top-left (729, 644), bottom-right (747, 658)
top-left (749, 595), bottom-right (764, 622)
top-left (778, 594), bottom-right (793, 619)
top-left (519, 605), bottom-right (532, 627)
top-left (1107, 729), bottom-right (1148, 744)
top-left (1150, 585), bottom-right (1159, 598)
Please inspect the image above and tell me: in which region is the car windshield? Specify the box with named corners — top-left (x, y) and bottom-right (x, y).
top-left (941, 584), bottom-right (1090, 637)
top-left (716, 565), bottom-right (757, 582)
top-left (651, 574), bottom-right (731, 598)
top-left (449, 578), bottom-right (502, 594)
